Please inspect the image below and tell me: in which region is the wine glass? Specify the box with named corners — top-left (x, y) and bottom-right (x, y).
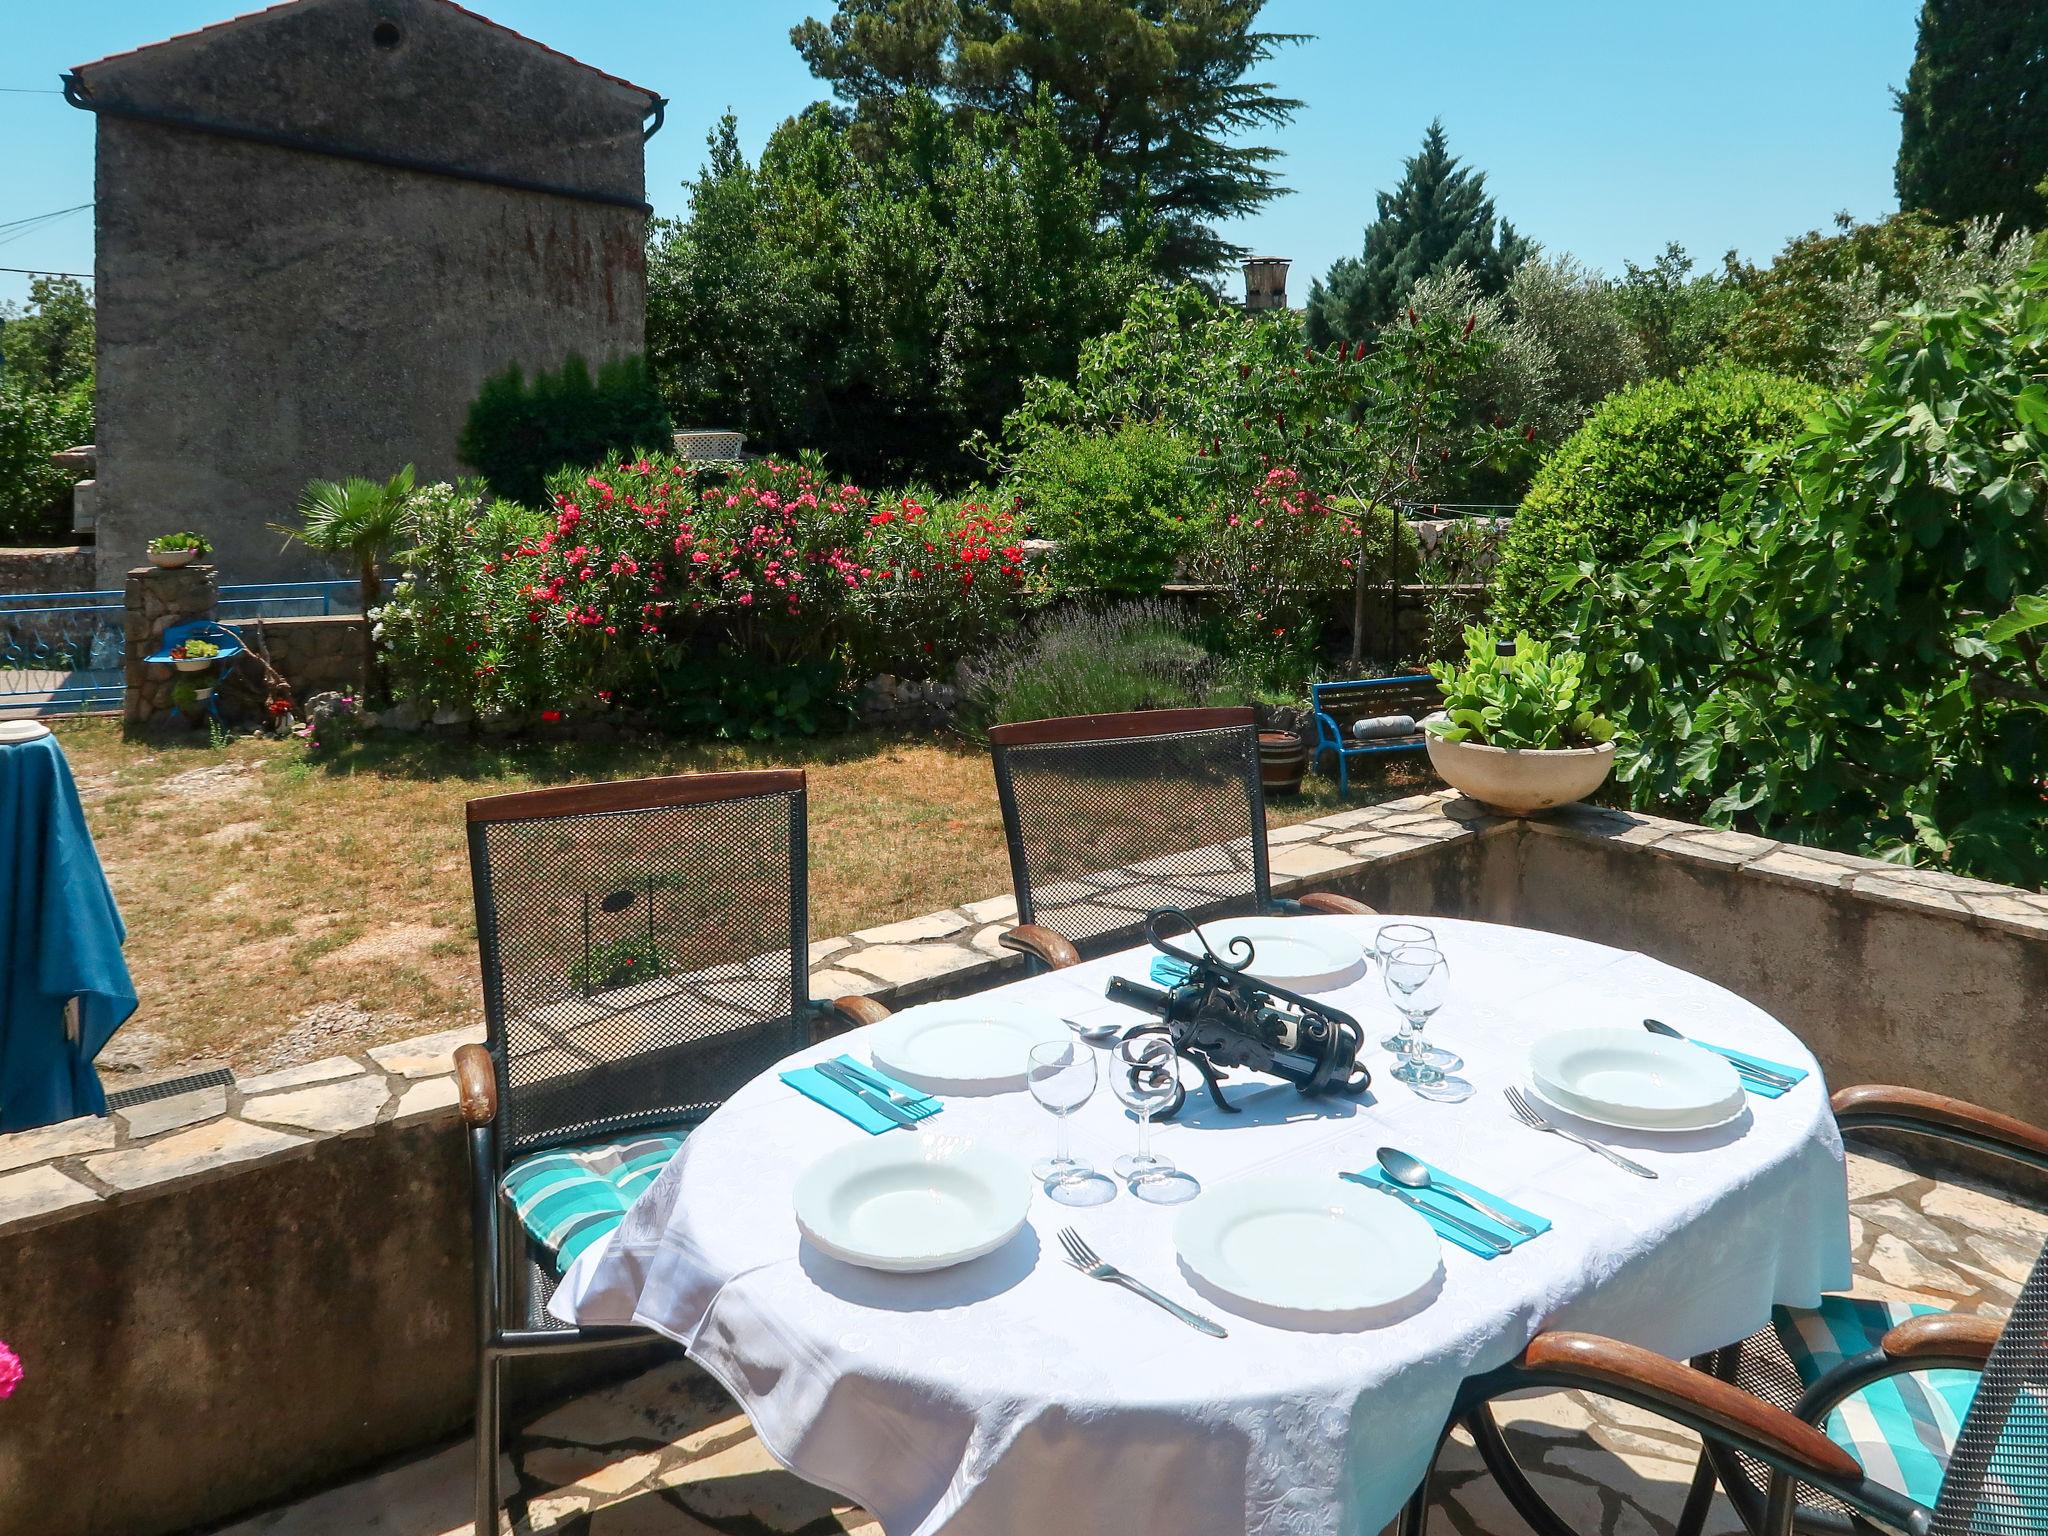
top-left (1382, 944), bottom-right (1472, 1103)
top-left (1026, 1040), bottom-right (1115, 1206)
top-left (1374, 923), bottom-right (1461, 1070)
top-left (1110, 1035), bottom-right (1200, 1204)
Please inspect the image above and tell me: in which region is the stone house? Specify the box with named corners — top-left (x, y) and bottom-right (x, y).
top-left (66, 0), bottom-right (665, 584)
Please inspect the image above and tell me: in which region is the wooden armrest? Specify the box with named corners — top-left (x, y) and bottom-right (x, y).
top-left (1000, 923), bottom-right (1080, 970)
top-left (454, 1044), bottom-right (497, 1127)
top-left (1293, 892), bottom-right (1376, 916)
top-left (1880, 1312), bottom-right (2003, 1367)
top-left (812, 995), bottom-right (892, 1042)
top-left (1831, 1084), bottom-right (2048, 1168)
top-left (1520, 1333), bottom-right (1863, 1482)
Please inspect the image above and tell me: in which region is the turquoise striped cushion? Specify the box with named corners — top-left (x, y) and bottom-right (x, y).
top-left (501, 1134), bottom-right (684, 1274)
top-left (1774, 1295), bottom-right (1980, 1509)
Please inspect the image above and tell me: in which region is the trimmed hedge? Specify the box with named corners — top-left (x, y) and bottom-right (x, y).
top-left (1492, 366), bottom-right (1819, 635)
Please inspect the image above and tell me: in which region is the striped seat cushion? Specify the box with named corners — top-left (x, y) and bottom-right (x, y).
top-left (501, 1133), bottom-right (685, 1274)
top-left (1774, 1295), bottom-right (1980, 1509)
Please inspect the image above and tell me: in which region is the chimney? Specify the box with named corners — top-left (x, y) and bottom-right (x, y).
top-left (1242, 256), bottom-right (1290, 312)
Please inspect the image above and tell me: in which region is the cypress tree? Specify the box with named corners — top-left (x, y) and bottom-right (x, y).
top-left (1305, 120), bottom-right (1534, 345)
top-left (1894, 0), bottom-right (2048, 227)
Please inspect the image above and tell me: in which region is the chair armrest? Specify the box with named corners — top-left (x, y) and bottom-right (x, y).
top-left (454, 1044), bottom-right (497, 1128)
top-left (1310, 710), bottom-right (1343, 747)
top-left (1293, 892), bottom-right (1376, 916)
top-left (812, 995), bottom-right (892, 1042)
top-left (1881, 1311), bottom-right (2003, 1367)
top-left (1000, 923), bottom-right (1080, 970)
top-left (1520, 1332), bottom-right (1864, 1483)
top-left (1831, 1083), bottom-right (2048, 1172)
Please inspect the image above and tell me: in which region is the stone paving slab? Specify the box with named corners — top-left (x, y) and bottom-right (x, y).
top-left (216, 1150), bottom-right (2046, 1536)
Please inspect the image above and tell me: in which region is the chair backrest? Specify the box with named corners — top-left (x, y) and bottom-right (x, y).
top-left (466, 771), bottom-right (810, 1167)
top-left (986, 707), bottom-right (1270, 949)
top-left (1933, 1238), bottom-right (2048, 1534)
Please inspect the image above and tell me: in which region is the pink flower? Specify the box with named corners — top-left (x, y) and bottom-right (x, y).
top-left (0, 1341), bottom-right (19, 1399)
top-left (737, 593), bottom-right (754, 606)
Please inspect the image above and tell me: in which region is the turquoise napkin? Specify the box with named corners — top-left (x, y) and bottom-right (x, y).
top-left (1688, 1040), bottom-right (1808, 1100)
top-left (1348, 1160), bottom-right (1551, 1258)
top-left (1151, 955), bottom-right (1195, 986)
top-left (780, 1055), bottom-right (941, 1135)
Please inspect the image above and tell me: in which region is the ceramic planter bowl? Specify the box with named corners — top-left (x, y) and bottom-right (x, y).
top-left (1423, 714), bottom-right (1616, 815)
top-left (149, 548), bottom-right (198, 568)
top-left (172, 656), bottom-right (215, 673)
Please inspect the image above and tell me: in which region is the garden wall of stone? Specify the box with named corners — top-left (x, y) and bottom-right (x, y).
top-left (228, 613), bottom-right (366, 701)
top-left (2, 793), bottom-right (2044, 1535)
top-left (0, 545), bottom-right (94, 596)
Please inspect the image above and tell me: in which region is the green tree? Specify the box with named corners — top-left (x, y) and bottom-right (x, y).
top-left (1305, 120), bottom-right (1535, 344)
top-left (1895, 0), bottom-right (2048, 228)
top-left (791, 0), bottom-right (1303, 280)
top-left (277, 466), bottom-right (417, 698)
top-left (648, 94), bottom-right (1147, 484)
top-left (458, 355), bottom-right (672, 507)
top-left (1561, 261), bottom-right (2048, 885)
top-left (0, 378), bottom-right (93, 543)
top-left (1614, 243), bottom-right (1748, 379)
top-left (0, 276), bottom-right (94, 396)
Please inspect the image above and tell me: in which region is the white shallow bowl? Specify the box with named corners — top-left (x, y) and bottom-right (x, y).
top-left (870, 998), bottom-right (1070, 1094)
top-left (793, 1137), bottom-right (1032, 1273)
top-left (1174, 1175), bottom-right (1442, 1316)
top-left (1160, 916), bottom-right (1367, 992)
top-left (1528, 1026), bottom-right (1746, 1130)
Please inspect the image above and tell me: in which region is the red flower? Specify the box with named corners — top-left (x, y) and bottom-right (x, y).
top-left (540, 710), bottom-right (563, 723)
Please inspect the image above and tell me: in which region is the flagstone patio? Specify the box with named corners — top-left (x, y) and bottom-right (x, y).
top-left (213, 1146), bottom-right (2046, 1536)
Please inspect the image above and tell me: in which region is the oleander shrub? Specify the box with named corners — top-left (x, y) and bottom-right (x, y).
top-left (1492, 367), bottom-right (1820, 636)
top-left (1003, 422), bottom-right (1209, 594)
top-left (458, 355), bottom-right (673, 507)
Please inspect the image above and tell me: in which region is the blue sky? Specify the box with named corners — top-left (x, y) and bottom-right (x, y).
top-left (2, 0), bottom-right (1920, 308)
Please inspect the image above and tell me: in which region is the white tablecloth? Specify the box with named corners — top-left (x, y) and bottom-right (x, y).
top-left (553, 916), bottom-right (1851, 1536)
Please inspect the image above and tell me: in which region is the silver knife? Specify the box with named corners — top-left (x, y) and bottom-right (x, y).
top-left (835, 1060), bottom-right (934, 1109)
top-left (815, 1061), bottom-right (918, 1128)
top-left (1341, 1172), bottom-right (1511, 1255)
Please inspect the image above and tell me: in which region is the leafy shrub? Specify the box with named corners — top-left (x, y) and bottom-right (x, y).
top-left (966, 601), bottom-right (1219, 729)
top-left (1004, 421), bottom-right (1208, 594)
top-left (0, 377), bottom-right (92, 544)
top-left (1562, 258), bottom-right (2048, 884)
top-left (458, 355), bottom-right (672, 507)
top-left (1492, 367), bottom-right (1819, 635)
top-left (1426, 627), bottom-right (1613, 750)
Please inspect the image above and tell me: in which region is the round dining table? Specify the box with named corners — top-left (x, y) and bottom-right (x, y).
top-left (553, 915), bottom-right (1852, 1536)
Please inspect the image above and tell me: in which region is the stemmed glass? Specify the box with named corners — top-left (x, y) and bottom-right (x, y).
top-left (1027, 1041), bottom-right (1115, 1206)
top-left (1382, 944), bottom-right (1472, 1103)
top-left (1374, 923), bottom-right (1462, 1070)
top-left (1110, 1034), bottom-right (1200, 1204)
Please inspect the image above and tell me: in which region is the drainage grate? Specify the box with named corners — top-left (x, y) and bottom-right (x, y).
top-left (105, 1067), bottom-right (234, 1110)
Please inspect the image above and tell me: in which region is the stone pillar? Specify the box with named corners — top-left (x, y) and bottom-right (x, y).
top-left (124, 563), bottom-right (218, 726)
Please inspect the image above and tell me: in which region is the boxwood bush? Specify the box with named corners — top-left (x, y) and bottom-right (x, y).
top-left (1003, 421), bottom-right (1209, 595)
top-left (1491, 367), bottom-right (1819, 635)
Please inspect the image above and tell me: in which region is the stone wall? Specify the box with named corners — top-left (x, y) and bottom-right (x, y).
top-left (121, 561), bottom-right (217, 725)
top-left (0, 546), bottom-right (95, 596)
top-left (77, 0), bottom-right (660, 584)
top-left (3, 794), bottom-right (2046, 1535)
top-left (228, 613), bottom-right (366, 702)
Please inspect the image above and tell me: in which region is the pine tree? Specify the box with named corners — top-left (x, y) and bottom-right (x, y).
top-left (791, 0), bottom-right (1303, 281)
top-left (1305, 120), bottom-right (1535, 345)
top-left (1895, 0), bottom-right (2048, 227)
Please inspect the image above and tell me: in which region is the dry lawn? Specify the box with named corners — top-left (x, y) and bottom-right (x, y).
top-left (50, 719), bottom-right (1426, 1077)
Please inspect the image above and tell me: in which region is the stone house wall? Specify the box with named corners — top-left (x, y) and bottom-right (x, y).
top-left (74, 0), bottom-right (661, 586)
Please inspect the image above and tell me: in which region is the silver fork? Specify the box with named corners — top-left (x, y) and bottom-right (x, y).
top-left (1056, 1227), bottom-right (1228, 1338)
top-left (1504, 1086), bottom-right (1658, 1180)
top-left (835, 1061), bottom-right (939, 1117)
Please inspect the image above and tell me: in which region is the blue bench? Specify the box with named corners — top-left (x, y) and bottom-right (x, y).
top-left (1309, 674), bottom-right (1443, 796)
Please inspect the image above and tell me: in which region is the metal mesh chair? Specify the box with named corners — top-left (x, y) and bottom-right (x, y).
top-left (1419, 1085), bottom-right (2048, 1536)
top-left (985, 708), bottom-right (1371, 971)
top-left (454, 771), bottom-right (886, 1533)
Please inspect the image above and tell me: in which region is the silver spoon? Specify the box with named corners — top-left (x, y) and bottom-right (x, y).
top-left (1376, 1147), bottom-right (1541, 1238)
top-left (1641, 1019), bottom-right (1795, 1089)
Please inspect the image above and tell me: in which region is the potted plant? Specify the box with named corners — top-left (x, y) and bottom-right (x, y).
top-left (172, 678), bottom-right (214, 716)
top-left (1423, 626), bottom-right (1618, 814)
top-left (148, 532), bottom-right (213, 569)
top-left (168, 637), bottom-right (222, 674)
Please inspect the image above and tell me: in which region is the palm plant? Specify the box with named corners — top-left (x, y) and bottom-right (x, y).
top-left (278, 465), bottom-right (416, 698)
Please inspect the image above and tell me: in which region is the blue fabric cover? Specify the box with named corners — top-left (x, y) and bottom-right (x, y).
top-left (502, 1133), bottom-right (685, 1273)
top-left (0, 732), bottom-right (136, 1131)
top-left (1774, 1294), bottom-right (1979, 1509)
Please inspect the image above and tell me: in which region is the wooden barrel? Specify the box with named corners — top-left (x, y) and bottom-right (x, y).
top-left (1258, 730), bottom-right (1308, 795)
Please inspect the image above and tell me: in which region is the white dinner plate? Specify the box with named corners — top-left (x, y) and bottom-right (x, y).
top-left (792, 1136), bottom-right (1032, 1273)
top-left (869, 998), bottom-right (1071, 1094)
top-left (1528, 1026), bottom-right (1746, 1131)
top-left (1159, 916), bottom-right (1368, 992)
top-left (1174, 1176), bottom-right (1442, 1316)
